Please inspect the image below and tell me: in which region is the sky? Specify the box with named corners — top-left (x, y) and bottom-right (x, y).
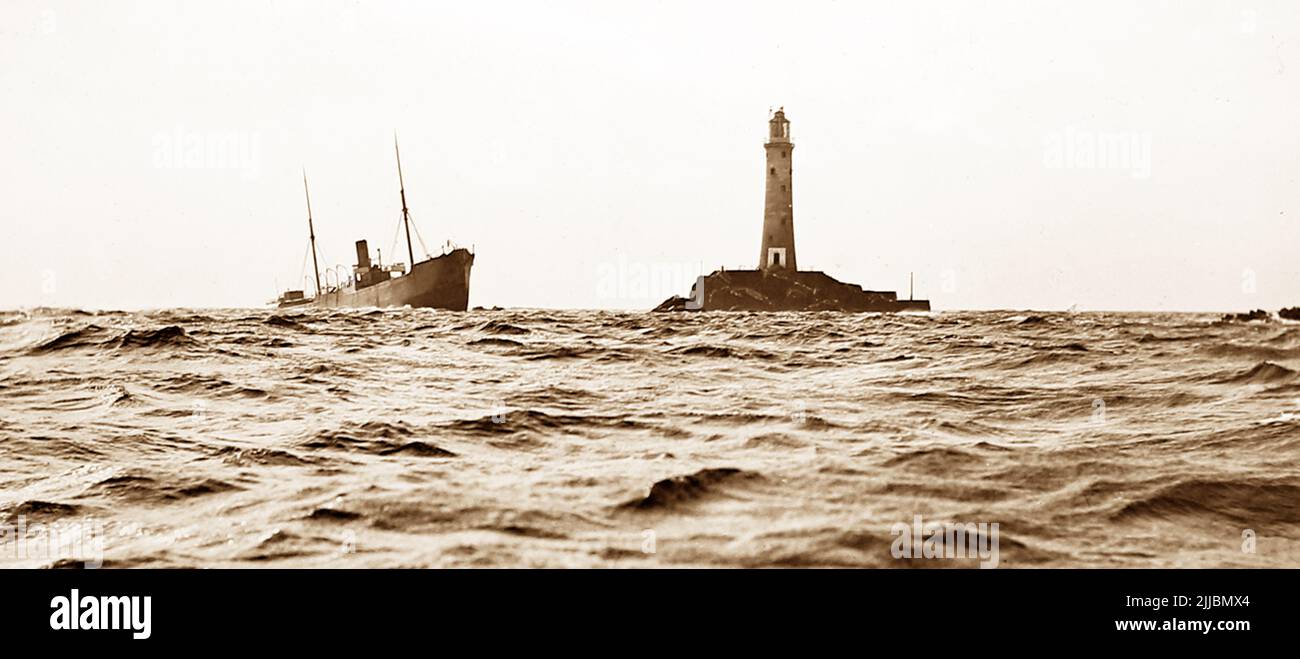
top-left (2, 0), bottom-right (1297, 311)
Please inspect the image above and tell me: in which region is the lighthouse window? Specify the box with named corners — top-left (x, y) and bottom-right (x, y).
top-left (781, 152), bottom-right (786, 159)
top-left (769, 167), bottom-right (775, 175)
top-left (780, 184), bottom-right (786, 191)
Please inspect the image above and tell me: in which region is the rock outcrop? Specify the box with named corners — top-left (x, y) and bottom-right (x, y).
top-left (1220, 309), bottom-right (1273, 322)
top-left (653, 268), bottom-right (929, 313)
top-left (1219, 308), bottom-right (1300, 322)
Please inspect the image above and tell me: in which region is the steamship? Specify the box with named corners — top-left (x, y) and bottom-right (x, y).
top-left (275, 139), bottom-right (474, 311)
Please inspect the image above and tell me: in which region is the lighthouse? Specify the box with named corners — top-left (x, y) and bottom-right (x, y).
top-left (759, 107), bottom-right (797, 271)
top-left (654, 106), bottom-right (930, 312)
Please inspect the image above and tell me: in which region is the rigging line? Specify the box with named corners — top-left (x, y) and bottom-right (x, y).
top-left (298, 242), bottom-right (310, 290)
top-left (408, 215), bottom-right (433, 258)
top-left (394, 134), bottom-right (417, 268)
top-left (389, 216), bottom-right (403, 266)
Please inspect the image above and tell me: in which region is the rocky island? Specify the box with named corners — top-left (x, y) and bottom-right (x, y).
top-left (1221, 307), bottom-right (1300, 322)
top-left (653, 267), bottom-right (929, 312)
top-left (653, 109), bottom-right (929, 313)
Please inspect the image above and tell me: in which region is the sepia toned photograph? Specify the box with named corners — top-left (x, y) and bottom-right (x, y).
top-left (2, 0), bottom-right (1296, 644)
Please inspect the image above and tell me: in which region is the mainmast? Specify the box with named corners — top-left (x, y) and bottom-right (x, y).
top-left (303, 171), bottom-right (323, 298)
top-left (395, 135), bottom-right (416, 269)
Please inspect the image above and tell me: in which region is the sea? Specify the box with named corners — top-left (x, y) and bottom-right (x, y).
top-left (1, 307), bottom-right (1298, 568)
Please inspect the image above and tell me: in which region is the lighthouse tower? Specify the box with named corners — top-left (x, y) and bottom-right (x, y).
top-left (759, 107), bottom-right (797, 271)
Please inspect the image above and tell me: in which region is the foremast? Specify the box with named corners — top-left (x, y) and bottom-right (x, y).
top-left (395, 135), bottom-right (416, 269)
top-left (303, 171), bottom-right (322, 297)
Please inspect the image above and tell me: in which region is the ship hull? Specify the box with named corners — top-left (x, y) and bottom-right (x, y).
top-left (310, 248), bottom-right (474, 310)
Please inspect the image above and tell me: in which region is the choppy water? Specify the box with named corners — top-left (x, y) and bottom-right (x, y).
top-left (2, 307), bottom-right (1298, 568)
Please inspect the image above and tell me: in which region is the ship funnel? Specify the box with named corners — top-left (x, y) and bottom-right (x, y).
top-left (355, 240), bottom-right (371, 270)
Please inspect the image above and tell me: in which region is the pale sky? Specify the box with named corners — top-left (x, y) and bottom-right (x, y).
top-left (2, 0), bottom-right (1297, 311)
